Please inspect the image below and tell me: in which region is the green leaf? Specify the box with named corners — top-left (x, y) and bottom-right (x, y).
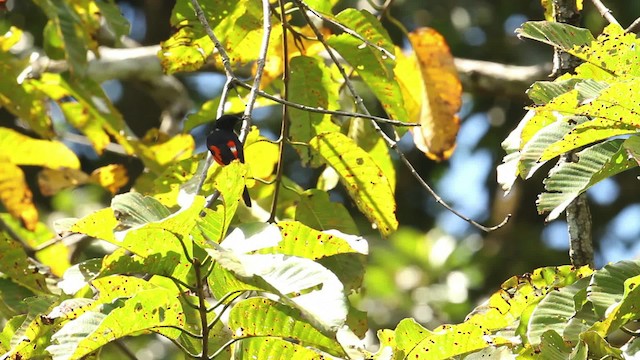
top-left (536, 330), bottom-right (575, 359)
top-left (94, 0), bottom-right (131, 45)
top-left (295, 189), bottom-right (358, 234)
top-left (160, 0), bottom-right (263, 74)
top-left (309, 132), bottom-right (397, 236)
top-left (580, 331), bottom-right (623, 359)
top-left (70, 207), bottom-right (118, 243)
top-left (47, 287), bottom-right (185, 359)
top-left (26, 73), bottom-right (133, 155)
top-left (527, 277), bottom-right (591, 344)
top-left (0, 127), bottom-right (80, 169)
top-left (516, 21), bottom-right (595, 52)
top-left (0, 232), bottom-right (51, 294)
top-left (208, 237), bottom-right (348, 333)
top-left (591, 275), bottom-right (640, 337)
top-left (8, 295), bottom-right (59, 359)
top-left (228, 297), bottom-right (345, 356)
top-left (237, 337), bottom-right (325, 359)
top-left (348, 117), bottom-right (396, 191)
top-left (34, 0), bottom-right (89, 76)
top-left (537, 140), bottom-right (637, 221)
top-left (326, 9), bottom-right (408, 121)
top-left (265, 221), bottom-right (367, 291)
top-left (588, 260), bottom-right (640, 318)
top-left (539, 79), bottom-right (640, 161)
top-left (288, 55), bottom-right (341, 165)
top-left (111, 192), bottom-right (171, 228)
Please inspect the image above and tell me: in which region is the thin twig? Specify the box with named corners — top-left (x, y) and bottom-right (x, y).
top-left (299, 0), bottom-right (395, 61)
top-left (294, 0), bottom-right (509, 232)
top-left (589, 0), bottom-right (620, 26)
top-left (234, 80), bottom-right (419, 126)
top-left (113, 339), bottom-right (139, 360)
top-left (239, 0), bottom-right (272, 144)
top-left (193, 257), bottom-right (210, 359)
top-left (626, 16), bottom-right (640, 33)
top-left (269, 0), bottom-right (291, 223)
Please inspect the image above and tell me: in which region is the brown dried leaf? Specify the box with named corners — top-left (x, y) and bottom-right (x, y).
top-left (408, 28), bottom-right (461, 161)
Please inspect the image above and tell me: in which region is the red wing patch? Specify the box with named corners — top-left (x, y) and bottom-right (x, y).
top-left (209, 145), bottom-right (224, 165)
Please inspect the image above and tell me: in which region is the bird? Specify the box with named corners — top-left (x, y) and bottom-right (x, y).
top-left (206, 115), bottom-right (251, 207)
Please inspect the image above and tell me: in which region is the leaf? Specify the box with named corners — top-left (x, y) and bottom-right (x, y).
top-left (408, 27), bottom-right (461, 161)
top-left (7, 295), bottom-right (59, 359)
top-left (26, 73), bottom-right (133, 155)
top-left (94, 0), bottom-right (130, 45)
top-left (130, 131), bottom-right (195, 174)
top-left (38, 168), bottom-right (89, 196)
top-left (527, 277), bottom-right (591, 344)
top-left (264, 221), bottom-right (367, 291)
top-left (244, 129), bottom-right (279, 181)
top-left (208, 241), bottom-right (348, 333)
top-left (348, 117), bottom-right (396, 191)
top-left (70, 208), bottom-right (118, 243)
top-left (537, 140), bottom-right (636, 221)
top-left (516, 21), bottom-right (595, 52)
top-left (0, 28), bottom-right (53, 138)
top-left (295, 189), bottom-right (359, 234)
top-left (538, 79), bottom-right (640, 161)
top-left (228, 297), bottom-right (344, 356)
top-left (0, 127), bottom-right (80, 169)
top-left (0, 232), bottom-right (51, 294)
top-left (587, 260), bottom-right (640, 318)
top-left (47, 287), bottom-right (185, 359)
top-left (0, 163), bottom-right (38, 230)
top-left (89, 164), bottom-right (129, 194)
top-left (288, 55), bottom-right (341, 165)
top-left (110, 192), bottom-right (171, 228)
top-left (160, 0), bottom-right (263, 74)
top-left (309, 132), bottom-right (397, 236)
top-left (0, 214), bottom-right (70, 277)
top-left (326, 9), bottom-right (408, 121)
top-left (236, 337), bottom-right (325, 359)
top-left (33, 0), bottom-right (89, 76)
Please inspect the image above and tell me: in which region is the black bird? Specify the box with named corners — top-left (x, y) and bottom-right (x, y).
top-left (206, 115), bottom-right (251, 207)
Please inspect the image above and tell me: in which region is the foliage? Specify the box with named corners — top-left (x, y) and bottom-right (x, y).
top-left (0, 0), bottom-right (640, 359)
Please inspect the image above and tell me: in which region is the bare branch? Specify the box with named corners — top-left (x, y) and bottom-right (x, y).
top-left (590, 0), bottom-right (620, 26)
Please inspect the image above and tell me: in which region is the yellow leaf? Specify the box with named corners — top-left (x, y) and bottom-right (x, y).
top-left (0, 127), bottom-right (80, 169)
top-left (310, 132), bottom-right (397, 236)
top-left (408, 28), bottom-right (461, 161)
top-left (90, 164), bottom-right (129, 194)
top-left (0, 162), bottom-right (38, 231)
top-left (131, 131), bottom-right (194, 174)
top-left (38, 168), bottom-right (90, 196)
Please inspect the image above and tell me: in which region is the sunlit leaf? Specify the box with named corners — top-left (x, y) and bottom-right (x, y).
top-left (288, 55), bottom-right (341, 165)
top-left (160, 0), bottom-right (263, 74)
top-left (516, 21), bottom-right (594, 53)
top-left (408, 27), bottom-right (461, 161)
top-left (89, 164), bottom-right (129, 194)
top-left (0, 163), bottom-right (38, 230)
top-left (0, 232), bottom-right (51, 294)
top-left (26, 73), bottom-right (133, 155)
top-left (0, 214), bottom-right (70, 277)
top-left (348, 117), bottom-right (395, 191)
top-left (236, 337), bottom-right (324, 359)
top-left (295, 190), bottom-right (358, 234)
top-left (309, 132), bottom-right (397, 236)
top-left (47, 287), bottom-right (185, 359)
top-left (229, 297), bottom-right (345, 356)
top-left (0, 127), bottom-right (80, 169)
top-left (326, 9), bottom-right (408, 121)
top-left (131, 131), bottom-right (194, 174)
